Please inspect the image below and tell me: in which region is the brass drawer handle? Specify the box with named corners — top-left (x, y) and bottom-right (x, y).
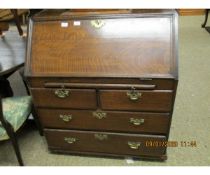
top-left (60, 114), bottom-right (72, 122)
top-left (64, 137), bottom-right (77, 144)
top-left (93, 111), bottom-right (107, 119)
top-left (94, 133), bottom-right (108, 141)
top-left (128, 141), bottom-right (141, 149)
top-left (130, 118), bottom-right (145, 126)
top-left (54, 89), bottom-right (70, 98)
top-left (127, 88), bottom-right (141, 101)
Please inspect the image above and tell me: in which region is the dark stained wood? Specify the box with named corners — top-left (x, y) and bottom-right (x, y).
top-left (25, 10), bottom-right (178, 79)
top-left (201, 9), bottom-right (210, 34)
top-left (44, 82), bottom-right (156, 90)
top-left (166, 80), bottom-right (178, 141)
top-left (49, 148), bottom-right (167, 161)
top-left (100, 90), bottom-right (173, 112)
top-left (45, 129), bottom-right (167, 157)
top-left (201, 9), bottom-right (209, 28)
top-left (10, 9), bottom-right (23, 36)
top-left (32, 9), bottom-right (176, 21)
top-left (0, 95), bottom-right (24, 165)
top-left (0, 22), bottom-right (9, 32)
top-left (36, 9), bottom-right (131, 18)
top-left (38, 109), bottom-right (170, 134)
top-left (0, 77), bottom-right (13, 97)
top-left (26, 10), bottom-right (179, 160)
top-left (0, 77), bottom-right (44, 165)
top-left (0, 9), bottom-right (29, 37)
top-left (27, 77), bottom-right (175, 90)
top-left (31, 88), bottom-right (97, 109)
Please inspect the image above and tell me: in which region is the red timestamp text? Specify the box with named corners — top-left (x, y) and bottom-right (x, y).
top-left (145, 140), bottom-right (197, 147)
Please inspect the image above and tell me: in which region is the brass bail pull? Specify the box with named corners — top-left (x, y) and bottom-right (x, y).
top-left (60, 114), bottom-right (72, 122)
top-left (93, 111), bottom-right (107, 119)
top-left (130, 118), bottom-right (145, 126)
top-left (127, 87), bottom-right (141, 101)
top-left (94, 133), bottom-right (108, 141)
top-left (54, 85), bottom-right (70, 98)
top-left (128, 141), bottom-right (141, 149)
top-left (64, 137), bottom-right (77, 144)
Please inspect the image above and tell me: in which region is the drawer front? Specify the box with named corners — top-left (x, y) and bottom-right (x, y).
top-left (31, 88), bottom-right (97, 109)
top-left (45, 129), bottom-right (167, 157)
top-left (100, 90), bottom-right (173, 112)
top-left (38, 109), bottom-right (170, 134)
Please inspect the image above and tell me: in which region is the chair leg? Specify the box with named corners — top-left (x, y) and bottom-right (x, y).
top-left (5, 126), bottom-right (24, 166)
top-left (32, 105), bottom-right (44, 136)
top-left (202, 9), bottom-right (209, 28)
top-left (10, 9), bottom-right (23, 36)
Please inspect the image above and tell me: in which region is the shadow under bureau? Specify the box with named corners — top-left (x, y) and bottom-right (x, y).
top-left (25, 9), bottom-right (178, 160)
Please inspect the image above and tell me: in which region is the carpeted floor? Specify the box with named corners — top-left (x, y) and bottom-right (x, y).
top-left (0, 15), bottom-right (210, 166)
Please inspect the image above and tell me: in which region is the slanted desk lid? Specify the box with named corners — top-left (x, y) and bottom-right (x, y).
top-left (25, 10), bottom-right (178, 79)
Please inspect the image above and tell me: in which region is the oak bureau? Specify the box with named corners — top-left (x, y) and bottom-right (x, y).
top-left (25, 9), bottom-right (178, 160)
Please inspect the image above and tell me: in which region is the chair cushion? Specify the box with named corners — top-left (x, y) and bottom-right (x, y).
top-left (0, 96), bottom-right (32, 141)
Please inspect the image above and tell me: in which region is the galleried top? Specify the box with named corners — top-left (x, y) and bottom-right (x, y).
top-left (25, 9), bottom-right (178, 79)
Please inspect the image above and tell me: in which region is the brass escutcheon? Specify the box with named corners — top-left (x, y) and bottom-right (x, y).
top-left (54, 88), bottom-right (70, 98)
top-left (128, 141), bottom-right (141, 149)
top-left (93, 111), bottom-right (107, 119)
top-left (64, 137), bottom-right (76, 144)
top-left (91, 20), bottom-right (105, 29)
top-left (127, 87), bottom-right (141, 101)
top-left (130, 118), bottom-right (145, 126)
top-left (94, 133), bottom-right (108, 141)
top-left (60, 114), bottom-right (72, 122)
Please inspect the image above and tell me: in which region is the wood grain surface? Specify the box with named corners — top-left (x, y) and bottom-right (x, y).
top-left (45, 129), bottom-right (167, 157)
top-left (31, 88), bottom-right (97, 109)
top-left (25, 10), bottom-right (178, 79)
top-left (38, 108), bottom-right (170, 134)
top-left (26, 10), bottom-right (178, 160)
top-left (100, 90), bottom-right (173, 112)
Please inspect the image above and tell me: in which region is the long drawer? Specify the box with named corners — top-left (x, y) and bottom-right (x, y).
top-left (38, 109), bottom-right (170, 134)
top-left (45, 129), bottom-right (167, 157)
top-left (100, 90), bottom-right (173, 112)
top-left (31, 88), bottom-right (97, 109)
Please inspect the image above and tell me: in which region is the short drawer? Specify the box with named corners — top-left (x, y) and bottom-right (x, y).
top-left (31, 88), bottom-right (97, 109)
top-left (100, 90), bottom-right (173, 112)
top-left (45, 129), bottom-right (167, 157)
top-left (38, 109), bottom-right (170, 134)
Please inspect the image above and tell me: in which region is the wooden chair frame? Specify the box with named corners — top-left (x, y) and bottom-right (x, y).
top-left (0, 95), bottom-right (25, 166)
top-left (0, 9), bottom-right (28, 37)
top-left (201, 9), bottom-right (209, 28)
top-left (0, 68), bottom-right (43, 166)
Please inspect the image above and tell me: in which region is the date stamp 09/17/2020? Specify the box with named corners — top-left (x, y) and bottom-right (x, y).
top-left (145, 140), bottom-right (197, 147)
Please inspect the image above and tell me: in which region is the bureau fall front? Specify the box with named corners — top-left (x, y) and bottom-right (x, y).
top-left (25, 9), bottom-right (178, 160)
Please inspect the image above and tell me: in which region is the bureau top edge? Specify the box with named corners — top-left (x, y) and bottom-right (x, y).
top-left (32, 9), bottom-right (178, 21)
top-left (24, 74), bottom-right (178, 80)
